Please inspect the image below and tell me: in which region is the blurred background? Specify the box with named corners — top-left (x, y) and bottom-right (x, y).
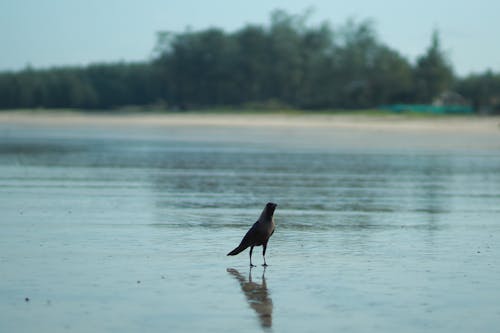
top-left (1, 0), bottom-right (499, 113)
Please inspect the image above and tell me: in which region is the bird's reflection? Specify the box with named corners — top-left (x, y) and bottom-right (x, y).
top-left (227, 267), bottom-right (273, 329)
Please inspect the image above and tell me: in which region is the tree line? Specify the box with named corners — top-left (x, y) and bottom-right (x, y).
top-left (0, 10), bottom-right (499, 113)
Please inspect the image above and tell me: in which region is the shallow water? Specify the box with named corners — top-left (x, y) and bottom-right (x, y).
top-left (1, 123), bottom-right (500, 332)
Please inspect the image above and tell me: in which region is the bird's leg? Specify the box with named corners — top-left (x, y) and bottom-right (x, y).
top-left (262, 243), bottom-right (268, 266)
top-left (249, 246), bottom-right (256, 267)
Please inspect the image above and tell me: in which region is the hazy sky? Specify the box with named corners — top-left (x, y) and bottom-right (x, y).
top-left (1, 0), bottom-right (499, 76)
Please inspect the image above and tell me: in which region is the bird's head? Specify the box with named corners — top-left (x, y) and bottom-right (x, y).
top-left (266, 202), bottom-right (277, 214)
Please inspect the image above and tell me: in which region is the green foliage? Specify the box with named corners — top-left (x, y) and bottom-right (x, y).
top-left (0, 63), bottom-right (161, 110)
top-left (455, 70), bottom-right (500, 114)
top-left (0, 10), bottom-right (498, 113)
top-left (152, 11), bottom-right (416, 110)
top-left (413, 30), bottom-right (454, 103)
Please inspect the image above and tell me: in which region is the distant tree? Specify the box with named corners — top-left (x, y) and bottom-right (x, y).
top-left (0, 72), bottom-right (20, 108)
top-left (456, 70), bottom-right (500, 114)
top-left (328, 19), bottom-right (413, 108)
top-left (9, 10), bottom-right (499, 112)
top-left (266, 10), bottom-right (305, 105)
top-left (155, 28), bottom-right (240, 108)
top-left (413, 30), bottom-right (454, 103)
top-left (295, 21), bottom-right (337, 108)
top-left (233, 25), bottom-right (269, 103)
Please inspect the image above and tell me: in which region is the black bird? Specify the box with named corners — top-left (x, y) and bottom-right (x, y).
top-left (227, 202), bottom-right (277, 266)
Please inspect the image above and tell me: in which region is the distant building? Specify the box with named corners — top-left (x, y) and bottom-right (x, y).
top-left (433, 91), bottom-right (470, 107)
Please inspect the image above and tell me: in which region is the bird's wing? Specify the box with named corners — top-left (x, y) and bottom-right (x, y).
top-left (237, 220), bottom-right (260, 247)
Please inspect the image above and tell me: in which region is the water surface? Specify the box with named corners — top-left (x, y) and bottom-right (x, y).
top-left (1, 123), bottom-right (499, 332)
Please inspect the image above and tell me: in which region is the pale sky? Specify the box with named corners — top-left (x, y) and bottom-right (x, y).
top-left (1, 0), bottom-right (499, 76)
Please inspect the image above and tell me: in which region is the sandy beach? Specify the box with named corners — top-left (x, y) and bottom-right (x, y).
top-left (2, 110), bottom-right (499, 152)
top-left (1, 110), bottom-right (499, 133)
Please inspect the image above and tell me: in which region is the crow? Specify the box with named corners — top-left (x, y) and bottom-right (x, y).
top-left (227, 202), bottom-right (277, 266)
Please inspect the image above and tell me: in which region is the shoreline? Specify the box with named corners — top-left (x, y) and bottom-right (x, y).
top-left (1, 110), bottom-right (499, 134)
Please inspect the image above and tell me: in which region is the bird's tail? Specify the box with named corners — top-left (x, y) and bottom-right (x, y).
top-left (227, 244), bottom-right (248, 256)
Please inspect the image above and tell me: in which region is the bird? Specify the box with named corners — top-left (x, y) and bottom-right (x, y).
top-left (227, 202), bottom-right (277, 267)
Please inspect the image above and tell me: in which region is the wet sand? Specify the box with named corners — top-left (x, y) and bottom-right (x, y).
top-left (1, 110), bottom-right (499, 132)
top-left (1, 111), bottom-right (500, 332)
top-left (1, 110), bottom-right (499, 152)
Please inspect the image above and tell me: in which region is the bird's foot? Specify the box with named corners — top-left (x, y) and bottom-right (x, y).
top-left (250, 264), bottom-right (256, 267)
top-left (262, 263), bottom-right (268, 267)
